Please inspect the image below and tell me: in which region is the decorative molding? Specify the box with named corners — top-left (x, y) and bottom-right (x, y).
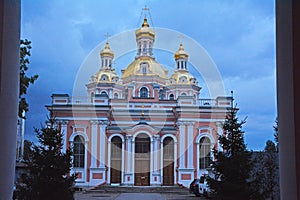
top-left (126, 135), bottom-right (133, 141)
top-left (58, 120), bottom-right (69, 125)
top-left (99, 120), bottom-right (109, 127)
top-left (176, 121), bottom-right (195, 126)
top-left (90, 120), bottom-right (99, 125)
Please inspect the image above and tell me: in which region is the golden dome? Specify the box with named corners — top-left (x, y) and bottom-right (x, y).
top-left (174, 43), bottom-right (188, 60)
top-left (169, 70), bottom-right (197, 85)
top-left (91, 68), bottom-right (119, 83)
top-left (135, 18), bottom-right (155, 40)
top-left (100, 42), bottom-right (114, 58)
top-left (121, 57), bottom-right (168, 79)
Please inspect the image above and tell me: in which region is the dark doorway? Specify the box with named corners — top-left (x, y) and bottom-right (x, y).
top-left (110, 136), bottom-right (122, 184)
top-left (134, 133), bottom-right (150, 186)
top-left (163, 137), bottom-right (174, 185)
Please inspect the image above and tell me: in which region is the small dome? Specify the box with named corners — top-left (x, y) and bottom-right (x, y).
top-left (135, 18), bottom-right (155, 40)
top-left (174, 43), bottom-right (188, 60)
top-left (91, 69), bottom-right (119, 83)
top-left (169, 70), bottom-right (197, 85)
top-left (100, 42), bottom-right (114, 58)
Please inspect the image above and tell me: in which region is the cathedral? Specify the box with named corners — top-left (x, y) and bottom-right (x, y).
top-left (47, 16), bottom-right (232, 187)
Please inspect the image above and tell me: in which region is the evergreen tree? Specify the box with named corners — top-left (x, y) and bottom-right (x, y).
top-left (273, 118), bottom-right (279, 152)
top-left (252, 140), bottom-right (279, 200)
top-left (15, 118), bottom-right (76, 200)
top-left (262, 140), bottom-right (279, 200)
top-left (19, 39), bottom-right (38, 118)
top-left (208, 105), bottom-right (252, 200)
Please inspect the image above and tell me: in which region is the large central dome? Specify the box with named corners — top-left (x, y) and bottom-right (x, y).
top-left (121, 57), bottom-right (168, 79)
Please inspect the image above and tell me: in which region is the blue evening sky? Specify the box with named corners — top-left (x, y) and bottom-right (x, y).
top-left (21, 0), bottom-right (276, 151)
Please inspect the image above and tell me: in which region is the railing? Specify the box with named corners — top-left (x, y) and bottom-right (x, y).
top-left (198, 99), bottom-right (217, 107)
top-left (52, 94), bottom-right (231, 108)
top-left (71, 96), bottom-right (91, 105)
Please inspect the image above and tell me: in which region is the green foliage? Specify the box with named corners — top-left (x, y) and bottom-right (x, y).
top-left (19, 39), bottom-right (38, 118)
top-left (15, 118), bottom-right (76, 200)
top-left (273, 118), bottom-right (279, 152)
top-left (251, 140), bottom-right (279, 200)
top-left (22, 140), bottom-right (33, 161)
top-left (207, 105), bottom-right (253, 200)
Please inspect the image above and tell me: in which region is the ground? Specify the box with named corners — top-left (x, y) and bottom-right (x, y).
top-left (74, 192), bottom-right (205, 200)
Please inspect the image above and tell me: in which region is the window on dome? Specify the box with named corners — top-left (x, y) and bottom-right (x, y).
top-left (138, 42), bottom-right (141, 55)
top-left (170, 78), bottom-right (175, 84)
top-left (140, 87), bottom-right (148, 98)
top-left (101, 74), bottom-right (109, 81)
top-left (149, 43), bottom-right (153, 55)
top-left (179, 76), bottom-right (187, 83)
top-left (140, 62), bottom-right (149, 74)
top-left (169, 94), bottom-right (174, 100)
top-left (143, 42), bottom-right (147, 53)
top-left (73, 135), bottom-right (85, 168)
top-left (199, 137), bottom-right (211, 169)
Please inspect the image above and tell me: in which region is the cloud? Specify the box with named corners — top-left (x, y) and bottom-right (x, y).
top-left (21, 0), bottom-right (276, 150)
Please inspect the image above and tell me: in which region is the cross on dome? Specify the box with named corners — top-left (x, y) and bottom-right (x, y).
top-left (105, 32), bottom-right (110, 43)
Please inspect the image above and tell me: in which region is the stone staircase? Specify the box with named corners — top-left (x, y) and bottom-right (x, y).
top-left (86, 185), bottom-right (190, 194)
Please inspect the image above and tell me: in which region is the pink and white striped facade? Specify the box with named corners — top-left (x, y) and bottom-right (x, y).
top-left (47, 17), bottom-right (231, 187)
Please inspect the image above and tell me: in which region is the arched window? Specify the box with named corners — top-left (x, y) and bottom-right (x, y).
top-left (159, 89), bottom-right (165, 100)
top-left (111, 136), bottom-right (122, 158)
top-left (199, 137), bottom-right (211, 169)
top-left (91, 92), bottom-right (95, 102)
top-left (140, 87), bottom-right (148, 98)
top-left (163, 137), bottom-right (174, 160)
top-left (169, 94), bottom-right (174, 100)
top-left (114, 93), bottom-right (118, 99)
top-left (101, 91), bottom-right (108, 97)
top-left (143, 42), bottom-right (147, 53)
top-left (101, 74), bottom-right (109, 81)
top-left (181, 93), bottom-right (187, 96)
top-left (73, 135), bottom-right (85, 168)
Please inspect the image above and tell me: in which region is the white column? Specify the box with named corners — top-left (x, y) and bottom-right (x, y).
top-left (61, 120), bottom-right (69, 153)
top-left (90, 120), bottom-right (98, 168)
top-left (153, 135), bottom-right (160, 173)
top-left (126, 135), bottom-right (133, 173)
top-left (177, 122), bottom-right (186, 169)
top-left (0, 1), bottom-right (20, 198)
top-left (99, 120), bottom-right (109, 168)
top-left (187, 122), bottom-right (194, 169)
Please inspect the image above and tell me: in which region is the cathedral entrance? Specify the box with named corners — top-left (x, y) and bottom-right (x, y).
top-left (110, 136), bottom-right (122, 184)
top-left (163, 137), bottom-right (174, 185)
top-left (134, 133), bottom-right (150, 186)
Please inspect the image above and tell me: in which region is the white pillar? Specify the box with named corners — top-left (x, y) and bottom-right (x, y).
top-left (0, 1), bottom-right (21, 199)
top-left (177, 122), bottom-right (186, 169)
top-left (126, 135), bottom-right (133, 173)
top-left (153, 135), bottom-right (160, 173)
top-left (187, 122), bottom-right (194, 169)
top-left (61, 120), bottom-right (69, 153)
top-left (90, 120), bottom-right (98, 168)
top-left (99, 120), bottom-right (109, 168)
